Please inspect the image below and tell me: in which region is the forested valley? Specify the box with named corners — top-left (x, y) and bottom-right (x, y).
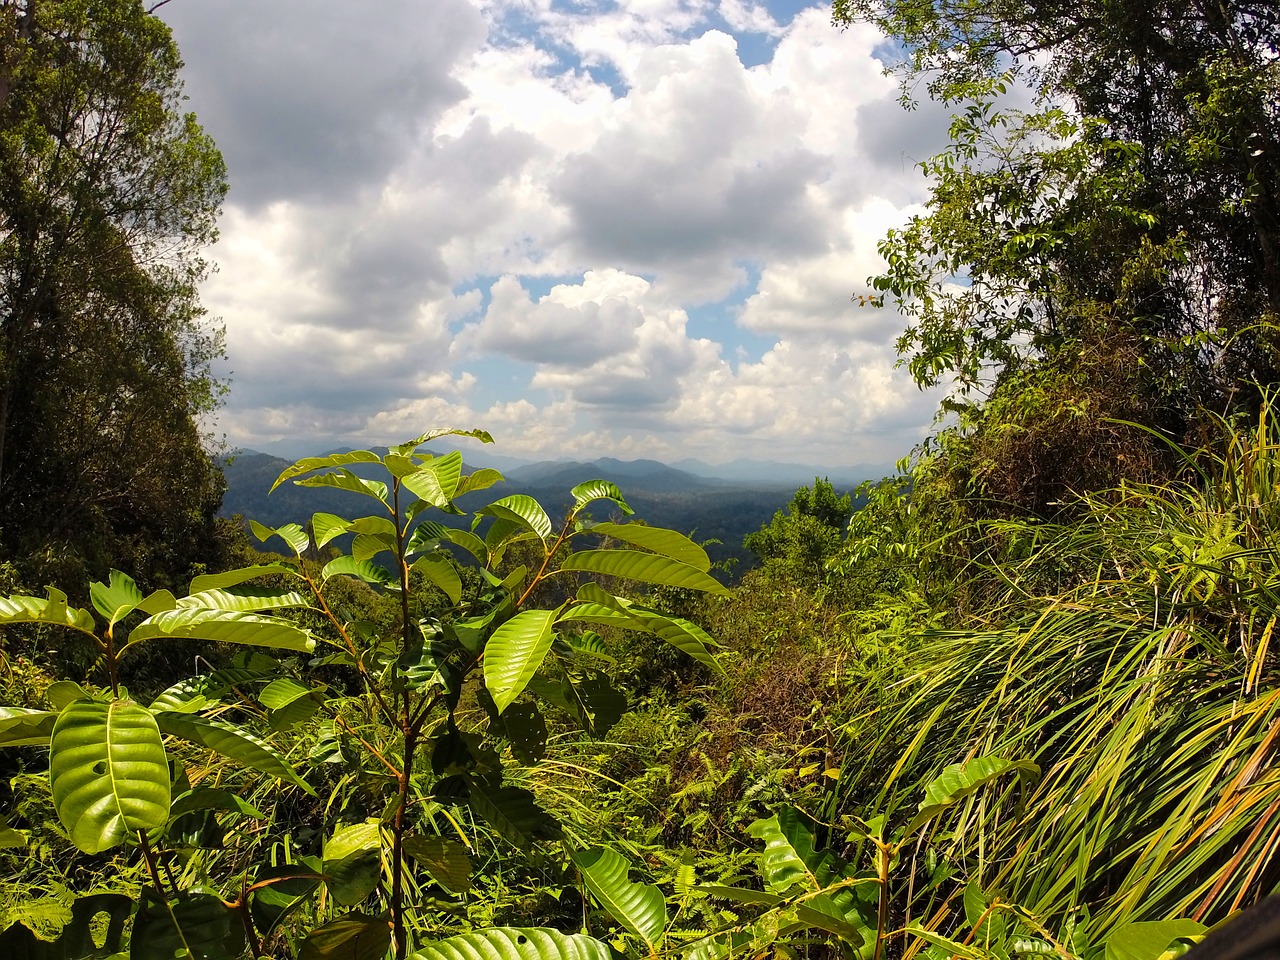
top-left (0, 1), bottom-right (1278, 958)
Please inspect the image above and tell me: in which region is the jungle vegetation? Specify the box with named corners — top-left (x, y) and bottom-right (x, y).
top-left (0, 1), bottom-right (1277, 959)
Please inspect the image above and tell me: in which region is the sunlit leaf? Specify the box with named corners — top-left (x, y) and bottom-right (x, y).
top-left (124, 608), bottom-right (314, 654)
top-left (588, 522), bottom-right (707, 570)
top-left (572, 846), bottom-right (667, 949)
top-left (190, 563), bottom-right (301, 593)
top-left (154, 711), bottom-right (314, 794)
top-left (478, 495), bottom-right (553, 540)
top-left (485, 609), bottom-right (559, 714)
top-left (559, 550), bottom-right (728, 594)
top-left (0, 587), bottom-right (96, 634)
top-left (408, 928), bottom-right (611, 960)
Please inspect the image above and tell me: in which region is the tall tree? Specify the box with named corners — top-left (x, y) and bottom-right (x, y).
top-left (842, 0), bottom-right (1280, 511)
top-left (0, 0), bottom-right (228, 585)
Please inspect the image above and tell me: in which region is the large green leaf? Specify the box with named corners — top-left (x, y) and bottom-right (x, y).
top-left (0, 587), bottom-right (96, 634)
top-left (294, 470), bottom-right (390, 507)
top-left (89, 570), bottom-right (144, 625)
top-left (123, 608), bottom-right (314, 654)
top-left (249, 520), bottom-right (311, 556)
top-left (50, 700), bottom-right (171, 855)
top-left (905, 755), bottom-right (1041, 836)
top-left (608, 604), bottom-right (723, 673)
top-left (299, 913), bottom-right (391, 960)
top-left (559, 550), bottom-right (728, 594)
top-left (189, 563), bottom-right (301, 593)
top-left (485, 609), bottom-right (558, 715)
top-left (404, 834), bottom-right (471, 894)
top-left (444, 528), bottom-right (489, 565)
top-left (271, 450), bottom-right (382, 491)
top-left (178, 585), bottom-right (311, 613)
top-left (478, 495), bottom-right (553, 540)
top-left (250, 858), bottom-right (324, 937)
top-left (588, 522), bottom-right (707, 570)
top-left (322, 556), bottom-right (392, 585)
top-left (390, 427), bottom-right (493, 456)
top-left (169, 787), bottom-right (264, 820)
top-left (154, 712), bottom-right (315, 794)
top-left (0, 707), bottom-right (57, 747)
top-left (570, 480), bottom-right (634, 516)
top-left (456, 467), bottom-right (504, 497)
top-left (572, 846), bottom-right (667, 949)
top-left (131, 891), bottom-right (244, 960)
top-left (1105, 920), bottom-right (1206, 960)
top-left (413, 553), bottom-right (463, 604)
top-left (467, 778), bottom-right (561, 850)
top-left (311, 513), bottom-right (353, 549)
top-left (409, 928), bottom-right (612, 960)
top-left (403, 450), bottom-right (464, 507)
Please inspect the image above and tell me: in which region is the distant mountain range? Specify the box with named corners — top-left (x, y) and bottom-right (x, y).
top-left (219, 448), bottom-right (889, 574)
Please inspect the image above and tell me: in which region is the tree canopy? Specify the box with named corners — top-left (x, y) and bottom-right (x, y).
top-left (0, 0), bottom-right (228, 587)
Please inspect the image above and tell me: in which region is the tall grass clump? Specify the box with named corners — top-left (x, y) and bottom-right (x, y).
top-left (835, 398), bottom-right (1280, 945)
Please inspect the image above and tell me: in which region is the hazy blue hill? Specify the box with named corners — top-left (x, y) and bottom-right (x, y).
top-left (219, 449), bottom-right (871, 576)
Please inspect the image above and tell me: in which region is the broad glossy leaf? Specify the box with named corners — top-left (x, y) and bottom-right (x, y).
top-left (327, 850), bottom-right (382, 905)
top-left (408, 928), bottom-right (611, 960)
top-left (349, 515), bottom-right (398, 538)
top-left (132, 891), bottom-right (244, 960)
top-left (154, 712), bottom-right (314, 794)
top-left (478, 495), bottom-right (553, 540)
top-left (588, 522), bottom-right (706, 570)
top-left (559, 550), bottom-right (728, 595)
top-left (312, 512), bottom-right (353, 548)
top-left (906, 755), bottom-right (1041, 836)
top-left (456, 468), bottom-right (504, 497)
top-left (613, 604), bottom-right (723, 673)
top-left (0, 707), bottom-right (56, 746)
top-left (407, 520), bottom-right (451, 554)
top-left (48, 679), bottom-right (96, 709)
top-left (0, 587), bottom-right (96, 634)
top-left (0, 820), bottom-right (25, 847)
top-left (468, 777), bottom-right (561, 850)
top-left (250, 858), bottom-right (324, 936)
top-left (570, 480), bottom-right (633, 515)
top-left (124, 609), bottom-right (314, 653)
top-left (89, 570), bottom-right (144, 625)
top-left (295, 470), bottom-right (390, 506)
top-left (299, 913), bottom-right (391, 960)
top-left (249, 520), bottom-right (311, 556)
top-left (572, 846), bottom-right (667, 949)
top-left (169, 787), bottom-right (264, 820)
top-left (326, 820), bottom-right (383, 860)
top-left (271, 450), bottom-right (382, 490)
top-left (178, 585), bottom-right (311, 612)
top-left (485, 609), bottom-right (559, 714)
top-left (403, 450), bottom-right (464, 507)
top-left (322, 556), bottom-right (392, 584)
top-left (391, 427), bottom-right (493, 455)
top-left (50, 700), bottom-right (170, 854)
top-left (1105, 920), bottom-right (1206, 960)
top-left (413, 553), bottom-right (463, 604)
top-left (189, 563), bottom-right (301, 593)
top-left (444, 528), bottom-right (489, 564)
top-left (404, 834), bottom-right (471, 894)
top-left (260, 677), bottom-right (322, 710)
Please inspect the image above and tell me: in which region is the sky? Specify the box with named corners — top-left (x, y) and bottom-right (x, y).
top-left (157, 0), bottom-right (954, 471)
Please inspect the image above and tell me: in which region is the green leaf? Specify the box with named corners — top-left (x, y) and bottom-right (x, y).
top-left (154, 712), bottom-right (315, 794)
top-left (391, 427), bottom-right (494, 455)
top-left (123, 608), bottom-right (314, 654)
top-left (479, 495), bottom-right (553, 540)
top-left (607, 604), bottom-right (723, 673)
top-left (0, 587), bottom-right (96, 634)
top-left (50, 700), bottom-right (171, 855)
top-left (404, 834), bottom-right (471, 894)
top-left (403, 450), bottom-right (465, 507)
top-left (312, 513), bottom-right (353, 548)
top-left (249, 520), bottom-right (311, 556)
top-left (0, 707), bottom-right (57, 746)
top-left (905, 755), bottom-right (1041, 836)
top-left (132, 891), bottom-right (244, 960)
top-left (272, 450), bottom-right (382, 491)
top-left (299, 913), bottom-right (391, 960)
top-left (564, 670), bottom-right (627, 736)
top-left (89, 570), bottom-right (144, 625)
top-left (189, 563), bottom-right (301, 593)
top-left (409, 929), bottom-right (612, 960)
top-left (572, 846), bottom-right (667, 949)
top-left (444, 528), bottom-right (489, 565)
top-left (48, 679), bottom-right (96, 709)
top-left (250, 858), bottom-right (324, 936)
top-left (456, 468), bottom-right (504, 497)
top-left (352, 532), bottom-right (396, 562)
top-left (570, 480), bottom-right (634, 515)
top-left (169, 787), bottom-right (264, 820)
top-left (588, 522), bottom-right (707, 569)
top-left (326, 821), bottom-right (383, 861)
top-left (468, 777), bottom-right (561, 850)
top-left (178, 585), bottom-right (311, 612)
top-left (498, 700), bottom-right (548, 763)
top-left (485, 609), bottom-right (559, 715)
top-left (1105, 920), bottom-right (1207, 960)
top-left (559, 550), bottom-right (728, 594)
top-left (322, 556), bottom-right (392, 585)
top-left (260, 677), bottom-right (322, 711)
top-left (413, 553), bottom-right (463, 604)
top-left (295, 470), bottom-right (390, 507)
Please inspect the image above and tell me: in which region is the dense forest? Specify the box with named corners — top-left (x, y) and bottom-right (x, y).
top-left (0, 0), bottom-right (1278, 958)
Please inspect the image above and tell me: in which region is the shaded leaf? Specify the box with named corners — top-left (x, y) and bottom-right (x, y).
top-left (299, 913), bottom-right (391, 960)
top-left (559, 550), bottom-right (727, 595)
top-left (404, 834), bottom-right (472, 894)
top-left (468, 777), bottom-right (561, 850)
top-left (0, 707), bottom-right (57, 747)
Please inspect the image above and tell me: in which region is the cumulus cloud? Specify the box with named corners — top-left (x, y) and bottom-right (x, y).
top-left (161, 0), bottom-right (950, 468)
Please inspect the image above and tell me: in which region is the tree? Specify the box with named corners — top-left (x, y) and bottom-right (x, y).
top-left (745, 478), bottom-right (852, 575)
top-left (841, 0), bottom-right (1280, 511)
top-left (0, 0), bottom-right (228, 587)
